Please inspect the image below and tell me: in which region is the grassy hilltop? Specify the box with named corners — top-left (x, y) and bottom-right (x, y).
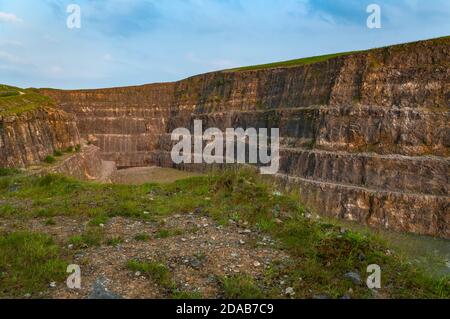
top-left (0, 85), bottom-right (54, 116)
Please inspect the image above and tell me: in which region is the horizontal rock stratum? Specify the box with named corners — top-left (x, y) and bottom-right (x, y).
top-left (5, 37), bottom-right (450, 238)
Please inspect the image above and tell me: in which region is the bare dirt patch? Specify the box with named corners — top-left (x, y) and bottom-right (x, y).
top-left (111, 167), bottom-right (202, 185)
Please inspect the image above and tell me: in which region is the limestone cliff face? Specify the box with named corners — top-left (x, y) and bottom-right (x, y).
top-left (43, 84), bottom-right (175, 168)
top-left (42, 37), bottom-right (450, 238)
top-left (0, 107), bottom-right (80, 168)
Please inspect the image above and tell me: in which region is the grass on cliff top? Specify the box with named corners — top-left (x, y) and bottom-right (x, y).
top-left (0, 85), bottom-right (55, 116)
top-left (0, 168), bottom-right (448, 299)
top-left (227, 35), bottom-right (450, 72)
top-left (227, 51), bottom-right (358, 72)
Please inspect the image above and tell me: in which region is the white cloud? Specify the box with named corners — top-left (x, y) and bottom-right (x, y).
top-left (0, 51), bottom-right (28, 65)
top-left (50, 65), bottom-right (63, 74)
top-left (0, 12), bottom-right (23, 24)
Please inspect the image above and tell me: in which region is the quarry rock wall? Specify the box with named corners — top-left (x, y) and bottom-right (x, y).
top-left (0, 107), bottom-right (80, 168)
top-left (43, 144), bottom-right (116, 182)
top-left (42, 37), bottom-right (450, 238)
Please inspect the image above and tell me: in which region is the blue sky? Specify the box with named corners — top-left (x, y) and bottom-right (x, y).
top-left (0, 0), bottom-right (449, 89)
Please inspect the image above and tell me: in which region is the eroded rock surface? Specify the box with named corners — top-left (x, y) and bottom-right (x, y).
top-left (0, 107), bottom-right (80, 168)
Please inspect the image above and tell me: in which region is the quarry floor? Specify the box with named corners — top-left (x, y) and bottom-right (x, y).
top-left (0, 167), bottom-right (448, 299)
top-left (111, 167), bottom-right (201, 185)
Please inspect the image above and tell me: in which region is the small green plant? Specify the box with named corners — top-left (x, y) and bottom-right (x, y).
top-left (134, 233), bottom-right (150, 241)
top-left (172, 290), bottom-right (203, 299)
top-left (106, 236), bottom-right (124, 246)
top-left (68, 229), bottom-right (103, 249)
top-left (65, 146), bottom-right (74, 153)
top-left (127, 259), bottom-right (173, 288)
top-left (156, 228), bottom-right (184, 239)
top-left (44, 156), bottom-right (56, 164)
top-left (0, 168), bottom-right (20, 176)
top-left (75, 144), bottom-right (81, 152)
top-left (53, 150), bottom-right (63, 157)
top-left (88, 215), bottom-right (109, 227)
top-left (221, 275), bottom-right (264, 299)
top-left (44, 218), bottom-right (56, 226)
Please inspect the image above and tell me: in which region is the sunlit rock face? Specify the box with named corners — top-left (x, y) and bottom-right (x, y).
top-left (42, 37), bottom-right (450, 238)
top-left (0, 107), bottom-right (80, 168)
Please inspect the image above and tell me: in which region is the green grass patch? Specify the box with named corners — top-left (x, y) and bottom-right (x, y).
top-left (172, 290), bottom-right (203, 299)
top-left (88, 215), bottom-right (109, 227)
top-left (68, 228), bottom-right (103, 249)
top-left (134, 233), bottom-right (151, 241)
top-left (127, 259), bottom-right (174, 288)
top-left (155, 228), bottom-right (184, 239)
top-left (44, 156), bottom-right (56, 164)
top-left (105, 236), bottom-right (124, 247)
top-left (221, 275), bottom-right (264, 299)
top-left (53, 150), bottom-right (63, 157)
top-left (0, 232), bottom-right (67, 298)
top-left (44, 218), bottom-right (56, 226)
top-left (0, 85), bottom-right (55, 116)
top-left (0, 168), bottom-right (20, 177)
top-left (227, 52), bottom-right (357, 72)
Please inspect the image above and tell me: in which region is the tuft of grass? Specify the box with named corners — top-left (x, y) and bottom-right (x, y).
top-left (44, 218), bottom-right (56, 226)
top-left (68, 229), bottom-right (103, 249)
top-left (88, 215), bottom-right (109, 227)
top-left (134, 233), bottom-right (150, 241)
top-left (105, 236), bottom-right (124, 247)
top-left (44, 156), bottom-right (56, 164)
top-left (155, 228), bottom-right (184, 239)
top-left (127, 259), bottom-right (173, 288)
top-left (221, 275), bottom-right (264, 299)
top-left (172, 290), bottom-right (203, 299)
top-left (0, 232), bottom-right (67, 298)
top-left (53, 150), bottom-right (63, 157)
top-left (227, 52), bottom-right (357, 72)
top-left (0, 168), bottom-right (20, 177)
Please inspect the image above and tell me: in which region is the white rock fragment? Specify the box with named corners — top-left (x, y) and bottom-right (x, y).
top-left (285, 287), bottom-right (295, 296)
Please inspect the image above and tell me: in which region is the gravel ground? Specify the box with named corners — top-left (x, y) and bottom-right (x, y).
top-left (0, 213), bottom-right (291, 299)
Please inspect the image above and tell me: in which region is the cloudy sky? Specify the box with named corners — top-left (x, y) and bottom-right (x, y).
top-left (0, 0), bottom-right (449, 89)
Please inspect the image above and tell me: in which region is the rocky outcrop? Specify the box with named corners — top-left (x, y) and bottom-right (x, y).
top-left (42, 37), bottom-right (450, 238)
top-left (44, 144), bottom-right (117, 182)
top-left (0, 107), bottom-right (80, 168)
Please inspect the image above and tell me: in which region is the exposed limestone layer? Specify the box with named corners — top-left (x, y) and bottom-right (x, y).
top-left (43, 84), bottom-right (175, 168)
top-left (0, 107), bottom-right (80, 168)
top-left (42, 37), bottom-right (450, 238)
